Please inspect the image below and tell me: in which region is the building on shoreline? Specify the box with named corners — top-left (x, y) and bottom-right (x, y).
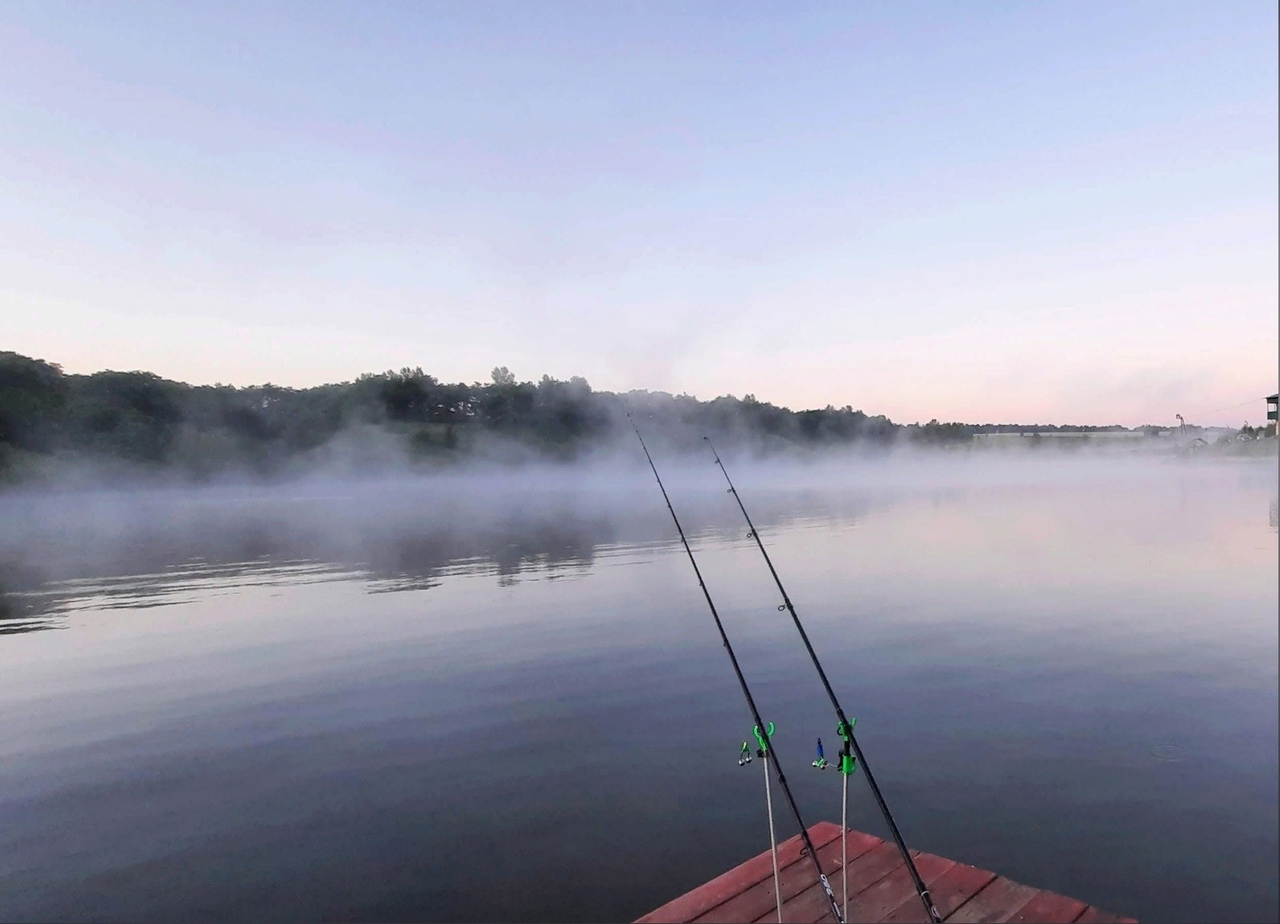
top-left (969, 426), bottom-right (1243, 450)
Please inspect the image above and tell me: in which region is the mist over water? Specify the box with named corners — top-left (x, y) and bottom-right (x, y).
top-left (0, 452), bottom-right (1276, 923)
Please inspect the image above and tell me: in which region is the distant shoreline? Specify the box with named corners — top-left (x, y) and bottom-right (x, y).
top-left (3, 350), bottom-right (1275, 486)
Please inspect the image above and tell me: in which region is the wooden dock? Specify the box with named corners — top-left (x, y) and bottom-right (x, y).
top-left (637, 822), bottom-right (1134, 924)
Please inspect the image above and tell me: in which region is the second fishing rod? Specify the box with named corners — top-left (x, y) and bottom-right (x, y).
top-left (704, 436), bottom-right (942, 924)
top-left (630, 417), bottom-right (845, 924)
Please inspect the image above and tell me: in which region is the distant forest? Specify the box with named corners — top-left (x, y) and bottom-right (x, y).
top-left (0, 350), bottom-right (1134, 482)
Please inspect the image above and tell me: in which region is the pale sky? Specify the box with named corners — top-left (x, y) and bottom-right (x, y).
top-left (1, 2), bottom-right (1276, 427)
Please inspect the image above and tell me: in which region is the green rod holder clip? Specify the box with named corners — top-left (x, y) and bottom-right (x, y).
top-left (753, 721), bottom-right (775, 755)
top-left (837, 718), bottom-right (858, 775)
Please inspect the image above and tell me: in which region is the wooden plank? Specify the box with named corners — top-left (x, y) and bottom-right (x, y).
top-left (638, 823), bottom-right (844, 923)
top-left (1005, 890), bottom-right (1088, 923)
top-left (1074, 907), bottom-right (1136, 924)
top-left (811, 851), bottom-right (959, 924)
top-left (759, 841), bottom-right (906, 924)
top-left (845, 851), bottom-right (956, 923)
top-left (638, 824), bottom-right (1136, 924)
top-left (747, 833), bottom-right (893, 924)
top-left (945, 877), bottom-right (1041, 923)
top-left (879, 857), bottom-right (998, 923)
top-left (698, 828), bottom-right (881, 923)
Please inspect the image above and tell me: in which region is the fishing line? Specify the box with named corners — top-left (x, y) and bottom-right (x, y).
top-left (705, 436), bottom-right (942, 924)
top-left (1185, 395), bottom-right (1273, 421)
top-left (629, 416), bottom-right (844, 924)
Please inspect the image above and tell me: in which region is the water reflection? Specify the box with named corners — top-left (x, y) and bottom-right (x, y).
top-left (0, 576), bottom-right (48, 635)
top-left (0, 472), bottom-right (886, 631)
top-left (0, 458), bottom-right (1274, 924)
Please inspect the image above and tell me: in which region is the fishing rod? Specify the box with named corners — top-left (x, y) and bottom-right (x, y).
top-left (704, 436), bottom-right (942, 924)
top-left (629, 417), bottom-right (845, 924)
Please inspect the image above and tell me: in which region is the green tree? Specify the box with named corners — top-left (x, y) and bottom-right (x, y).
top-left (0, 352), bottom-right (67, 451)
top-left (67, 371), bottom-right (185, 462)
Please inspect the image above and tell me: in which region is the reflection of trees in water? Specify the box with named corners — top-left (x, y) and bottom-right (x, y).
top-left (0, 515), bottom-right (619, 629)
top-left (0, 571), bottom-right (50, 635)
top-left (350, 515), bottom-right (613, 591)
top-left (0, 506), bottom-right (636, 631)
top-left (0, 551), bottom-right (73, 633)
top-left (0, 480), bottom-right (881, 633)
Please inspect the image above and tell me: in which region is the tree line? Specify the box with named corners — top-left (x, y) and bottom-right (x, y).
top-left (0, 350), bottom-right (1133, 482)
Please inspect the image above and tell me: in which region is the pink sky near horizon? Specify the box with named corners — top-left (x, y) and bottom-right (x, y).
top-left (2, 4), bottom-right (1276, 429)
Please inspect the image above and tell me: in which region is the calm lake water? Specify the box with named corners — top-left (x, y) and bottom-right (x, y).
top-left (0, 454), bottom-right (1276, 923)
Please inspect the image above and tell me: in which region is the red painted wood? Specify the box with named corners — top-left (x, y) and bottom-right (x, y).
top-left (759, 841), bottom-right (906, 924)
top-left (1005, 890), bottom-right (1088, 923)
top-left (698, 828), bottom-right (881, 923)
top-left (845, 851), bottom-right (955, 922)
top-left (747, 835), bottom-right (895, 924)
top-left (879, 857), bottom-right (998, 923)
top-left (814, 829), bottom-right (896, 916)
top-left (1074, 907), bottom-right (1136, 924)
top-left (946, 877), bottom-right (1041, 923)
top-left (638, 823), bottom-right (843, 923)
top-left (637, 824), bottom-right (1137, 924)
